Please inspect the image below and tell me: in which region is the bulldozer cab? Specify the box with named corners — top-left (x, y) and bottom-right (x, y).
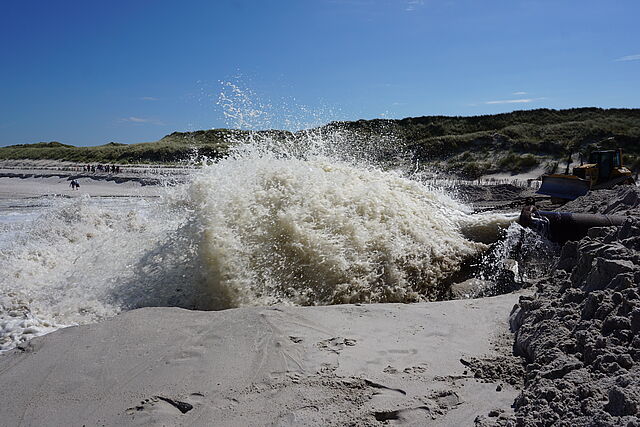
top-left (538, 147), bottom-right (633, 202)
top-left (587, 150), bottom-right (621, 183)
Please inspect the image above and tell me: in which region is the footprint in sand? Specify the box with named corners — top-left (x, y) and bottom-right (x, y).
top-left (316, 337), bottom-right (357, 354)
top-left (431, 390), bottom-right (461, 409)
top-left (126, 394), bottom-right (198, 415)
top-left (320, 362), bottom-right (338, 374)
top-left (383, 365), bottom-right (399, 374)
top-left (403, 364), bottom-right (428, 374)
top-left (364, 379), bottom-right (406, 396)
top-left (383, 364), bottom-right (428, 375)
top-left (373, 407), bottom-right (432, 422)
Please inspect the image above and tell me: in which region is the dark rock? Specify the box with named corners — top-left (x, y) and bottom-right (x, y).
top-left (617, 354), bottom-right (634, 370)
top-left (557, 241), bottom-right (578, 272)
top-left (582, 293), bottom-right (601, 320)
top-left (604, 386), bottom-right (639, 416)
top-left (602, 316), bottom-right (631, 335)
top-left (631, 309), bottom-right (640, 333)
top-left (563, 288), bottom-right (585, 304)
top-left (584, 259), bottom-right (637, 291)
top-left (539, 356), bottom-right (583, 380)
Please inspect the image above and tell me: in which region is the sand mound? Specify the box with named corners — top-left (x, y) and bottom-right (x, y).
top-left (508, 187), bottom-right (640, 426)
top-left (561, 186), bottom-right (640, 216)
top-left (0, 294), bottom-right (521, 426)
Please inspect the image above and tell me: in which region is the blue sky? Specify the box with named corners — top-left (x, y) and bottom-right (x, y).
top-left (1, 0), bottom-right (639, 146)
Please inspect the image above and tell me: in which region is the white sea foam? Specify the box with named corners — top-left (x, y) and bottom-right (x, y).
top-left (0, 135), bottom-right (522, 352)
top-left (0, 196), bottom-right (196, 351)
top-left (185, 156), bottom-right (485, 307)
top-left (1, 83), bottom-right (526, 351)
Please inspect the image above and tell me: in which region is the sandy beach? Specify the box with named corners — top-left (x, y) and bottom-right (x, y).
top-left (3, 1), bottom-right (639, 424)
top-left (0, 176), bottom-right (162, 199)
top-left (0, 293), bottom-right (524, 426)
top-left (1, 162), bottom-right (638, 426)
top-left (0, 164), bottom-right (529, 426)
top-left (0, 161), bottom-right (172, 199)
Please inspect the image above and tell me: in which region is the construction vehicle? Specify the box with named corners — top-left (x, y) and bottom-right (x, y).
top-left (537, 148), bottom-right (635, 201)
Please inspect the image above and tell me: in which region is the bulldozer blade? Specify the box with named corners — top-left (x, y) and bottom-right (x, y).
top-left (536, 175), bottom-right (591, 201)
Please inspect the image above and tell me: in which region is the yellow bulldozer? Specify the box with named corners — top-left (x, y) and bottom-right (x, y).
top-left (537, 148), bottom-right (635, 201)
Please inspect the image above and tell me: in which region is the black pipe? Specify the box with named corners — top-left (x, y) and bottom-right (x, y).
top-left (519, 208), bottom-right (632, 243)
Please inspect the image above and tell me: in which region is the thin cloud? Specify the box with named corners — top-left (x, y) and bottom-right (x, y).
top-left (140, 96), bottom-right (159, 101)
top-left (121, 116), bottom-right (165, 125)
top-left (512, 91), bottom-right (527, 95)
top-left (405, 0), bottom-right (424, 11)
top-left (327, 0), bottom-right (426, 13)
top-left (326, 0), bottom-right (373, 5)
top-left (485, 98), bottom-right (534, 105)
top-left (124, 116), bottom-right (150, 123)
top-left (615, 54), bottom-right (640, 62)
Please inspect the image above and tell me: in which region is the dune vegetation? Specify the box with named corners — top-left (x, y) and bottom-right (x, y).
top-left (1, 108), bottom-right (639, 178)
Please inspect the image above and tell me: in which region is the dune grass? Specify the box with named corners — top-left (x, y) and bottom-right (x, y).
top-left (2, 108), bottom-right (639, 178)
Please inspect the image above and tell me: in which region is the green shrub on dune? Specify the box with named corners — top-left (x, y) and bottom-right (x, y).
top-left (1, 108), bottom-right (639, 174)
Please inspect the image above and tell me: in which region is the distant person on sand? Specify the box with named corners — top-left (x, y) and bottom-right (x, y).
top-left (69, 180), bottom-right (80, 190)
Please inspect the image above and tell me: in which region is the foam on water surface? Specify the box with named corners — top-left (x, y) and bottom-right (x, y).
top-left (186, 155), bottom-right (489, 308)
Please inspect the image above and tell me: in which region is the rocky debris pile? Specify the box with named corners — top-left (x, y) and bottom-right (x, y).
top-left (509, 200), bottom-right (640, 425)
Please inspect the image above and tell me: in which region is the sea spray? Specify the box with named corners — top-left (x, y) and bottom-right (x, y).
top-left (0, 84), bottom-right (523, 351)
top-left (469, 222), bottom-right (557, 297)
top-left (0, 134), bottom-right (524, 351)
top-left (183, 151), bottom-right (490, 308)
top-left (0, 196), bottom-right (198, 351)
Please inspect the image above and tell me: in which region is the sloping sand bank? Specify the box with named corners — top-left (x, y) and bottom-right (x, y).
top-left (0, 293), bottom-right (522, 426)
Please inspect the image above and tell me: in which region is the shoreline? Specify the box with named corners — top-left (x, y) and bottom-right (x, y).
top-left (0, 174), bottom-right (165, 199)
top-left (0, 159), bottom-right (194, 199)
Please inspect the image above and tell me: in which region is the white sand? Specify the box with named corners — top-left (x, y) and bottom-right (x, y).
top-left (0, 292), bottom-right (523, 426)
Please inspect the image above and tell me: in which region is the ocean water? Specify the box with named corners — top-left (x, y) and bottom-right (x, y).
top-left (0, 133), bottom-right (521, 352)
